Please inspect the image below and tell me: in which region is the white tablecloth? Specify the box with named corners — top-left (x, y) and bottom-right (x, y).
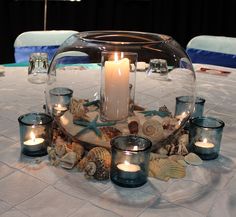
top-left (0, 65), bottom-right (236, 217)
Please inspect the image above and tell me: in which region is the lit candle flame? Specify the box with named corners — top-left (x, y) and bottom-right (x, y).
top-left (203, 138), bottom-right (207, 143)
top-left (124, 160), bottom-right (130, 165)
top-left (30, 131), bottom-right (36, 142)
top-left (114, 52), bottom-right (118, 62)
top-left (133, 146), bottom-right (138, 151)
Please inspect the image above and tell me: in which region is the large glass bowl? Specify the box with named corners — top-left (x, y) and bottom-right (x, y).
top-left (45, 30), bottom-right (196, 150)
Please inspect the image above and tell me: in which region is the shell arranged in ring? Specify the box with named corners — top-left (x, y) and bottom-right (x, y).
top-left (78, 147), bottom-right (111, 180)
top-left (142, 119), bottom-right (164, 140)
top-left (184, 152), bottom-right (203, 166)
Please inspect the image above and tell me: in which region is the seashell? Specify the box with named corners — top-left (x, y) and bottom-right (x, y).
top-left (169, 154), bottom-right (184, 162)
top-left (60, 152), bottom-right (78, 169)
top-left (84, 158), bottom-right (110, 180)
top-left (149, 159), bottom-right (169, 181)
top-left (86, 147), bottom-right (111, 168)
top-left (77, 157), bottom-right (88, 171)
top-left (178, 134), bottom-right (189, 147)
top-left (100, 127), bottom-right (122, 141)
top-left (159, 159), bottom-right (186, 179)
top-left (165, 143), bottom-right (176, 155)
top-left (162, 117), bottom-right (179, 130)
top-left (149, 158), bottom-right (186, 181)
top-left (142, 119), bottom-right (164, 139)
top-left (157, 147), bottom-right (168, 156)
top-left (184, 152), bottom-right (203, 166)
top-left (128, 120), bottom-right (139, 134)
top-left (177, 159), bottom-right (188, 167)
top-left (150, 152), bottom-right (168, 161)
top-left (47, 146), bottom-right (56, 159)
top-left (55, 136), bottom-right (67, 157)
top-left (70, 98), bottom-right (88, 120)
top-left (71, 142), bottom-right (84, 160)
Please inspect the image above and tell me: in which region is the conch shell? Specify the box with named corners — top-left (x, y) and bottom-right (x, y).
top-left (77, 147), bottom-right (111, 180)
top-left (142, 119), bottom-right (164, 140)
top-left (84, 158), bottom-right (110, 180)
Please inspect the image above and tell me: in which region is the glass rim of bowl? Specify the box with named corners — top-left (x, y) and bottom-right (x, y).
top-left (18, 112), bottom-right (53, 126)
top-left (190, 116), bottom-right (225, 129)
top-left (78, 30), bottom-right (173, 45)
top-left (176, 96), bottom-right (205, 104)
top-left (110, 135), bottom-right (152, 152)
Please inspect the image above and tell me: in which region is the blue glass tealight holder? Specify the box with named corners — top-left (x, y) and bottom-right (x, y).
top-left (18, 113), bottom-right (53, 157)
top-left (175, 96), bottom-right (205, 129)
top-left (48, 87), bottom-right (73, 117)
top-left (175, 96), bottom-right (205, 118)
top-left (189, 116), bottom-right (225, 160)
top-left (110, 135), bottom-right (152, 188)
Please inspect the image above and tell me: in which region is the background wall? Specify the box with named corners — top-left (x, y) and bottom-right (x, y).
top-left (1, 0), bottom-right (236, 63)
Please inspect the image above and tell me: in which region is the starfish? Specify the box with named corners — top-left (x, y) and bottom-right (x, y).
top-left (73, 115), bottom-right (116, 137)
top-left (83, 100), bottom-right (100, 108)
top-left (140, 110), bottom-right (170, 117)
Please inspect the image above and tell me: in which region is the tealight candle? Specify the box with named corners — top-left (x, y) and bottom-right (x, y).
top-left (23, 132), bottom-right (45, 152)
top-left (110, 135), bottom-right (152, 188)
top-left (189, 116), bottom-right (225, 160)
top-left (194, 138), bottom-right (215, 155)
top-left (48, 87), bottom-right (73, 117)
top-left (18, 113), bottom-right (53, 157)
top-left (117, 160), bottom-right (141, 179)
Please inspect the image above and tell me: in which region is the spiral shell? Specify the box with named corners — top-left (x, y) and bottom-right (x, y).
top-left (84, 158), bottom-right (110, 180)
top-left (142, 119), bottom-right (164, 139)
top-left (87, 147), bottom-right (111, 168)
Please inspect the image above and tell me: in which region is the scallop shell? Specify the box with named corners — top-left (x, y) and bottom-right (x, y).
top-left (86, 147), bottom-right (111, 168)
top-left (149, 158), bottom-right (186, 181)
top-left (184, 152), bottom-right (203, 166)
top-left (60, 152), bottom-right (78, 169)
top-left (142, 119), bottom-right (164, 139)
top-left (84, 158), bottom-right (110, 180)
top-left (150, 152), bottom-right (168, 161)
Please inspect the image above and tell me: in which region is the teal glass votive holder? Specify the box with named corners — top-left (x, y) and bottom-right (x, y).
top-left (49, 87), bottom-right (73, 117)
top-left (18, 113), bottom-right (53, 157)
top-left (189, 116), bottom-right (225, 160)
top-left (110, 135), bottom-right (152, 188)
top-left (175, 96), bottom-right (205, 118)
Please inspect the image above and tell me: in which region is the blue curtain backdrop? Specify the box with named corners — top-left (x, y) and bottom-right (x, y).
top-left (1, 0), bottom-right (236, 63)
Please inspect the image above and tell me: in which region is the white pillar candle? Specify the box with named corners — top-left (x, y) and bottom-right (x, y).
top-left (104, 53), bottom-right (130, 120)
